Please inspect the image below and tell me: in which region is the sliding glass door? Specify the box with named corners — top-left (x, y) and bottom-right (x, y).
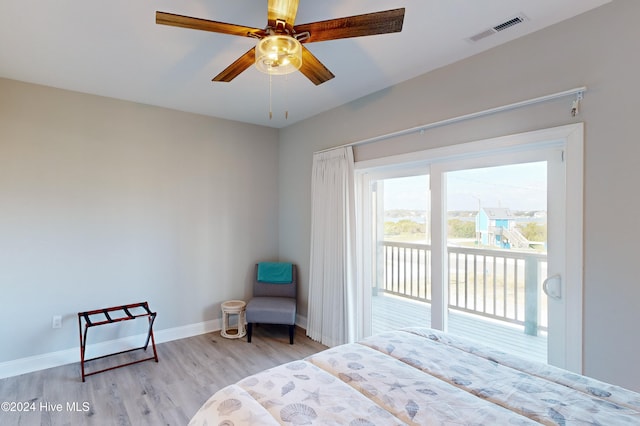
top-left (366, 172), bottom-right (431, 335)
top-left (437, 156), bottom-right (554, 363)
top-left (357, 125), bottom-right (583, 371)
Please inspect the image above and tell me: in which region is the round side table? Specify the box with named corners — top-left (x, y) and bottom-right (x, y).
top-left (221, 300), bottom-right (246, 339)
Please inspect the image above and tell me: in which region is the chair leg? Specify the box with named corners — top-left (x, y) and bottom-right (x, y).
top-left (247, 323), bottom-right (253, 343)
top-left (288, 325), bottom-right (295, 344)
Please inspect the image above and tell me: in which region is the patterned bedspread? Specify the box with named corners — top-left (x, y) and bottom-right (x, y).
top-left (189, 328), bottom-right (640, 425)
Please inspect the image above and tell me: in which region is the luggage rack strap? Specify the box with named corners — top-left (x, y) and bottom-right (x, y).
top-left (78, 302), bottom-right (155, 327)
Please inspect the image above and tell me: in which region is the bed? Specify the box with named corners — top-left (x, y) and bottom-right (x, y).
top-left (189, 327), bottom-right (640, 425)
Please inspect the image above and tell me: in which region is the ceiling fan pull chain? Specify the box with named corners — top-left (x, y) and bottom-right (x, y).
top-left (269, 74), bottom-right (273, 120)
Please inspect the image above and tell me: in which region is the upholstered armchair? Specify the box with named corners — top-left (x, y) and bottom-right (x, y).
top-left (246, 263), bottom-right (297, 344)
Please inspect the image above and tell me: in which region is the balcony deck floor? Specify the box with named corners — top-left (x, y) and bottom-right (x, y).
top-left (372, 292), bottom-right (547, 363)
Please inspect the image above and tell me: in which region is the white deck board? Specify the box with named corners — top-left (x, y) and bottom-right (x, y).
top-left (372, 293), bottom-right (547, 363)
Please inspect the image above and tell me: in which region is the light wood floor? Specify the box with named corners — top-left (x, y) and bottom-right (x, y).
top-left (0, 326), bottom-right (327, 426)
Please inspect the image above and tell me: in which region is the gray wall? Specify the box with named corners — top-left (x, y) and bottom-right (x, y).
top-left (279, 0), bottom-right (640, 391)
top-left (0, 78), bottom-right (280, 362)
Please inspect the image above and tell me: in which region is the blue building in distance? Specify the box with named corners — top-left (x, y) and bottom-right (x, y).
top-left (476, 207), bottom-right (529, 249)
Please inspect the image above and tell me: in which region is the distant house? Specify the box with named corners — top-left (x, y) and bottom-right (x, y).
top-left (475, 207), bottom-right (528, 249)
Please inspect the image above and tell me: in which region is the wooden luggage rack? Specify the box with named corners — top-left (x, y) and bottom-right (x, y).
top-left (78, 302), bottom-right (158, 381)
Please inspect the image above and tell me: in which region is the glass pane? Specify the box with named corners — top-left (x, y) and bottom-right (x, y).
top-left (371, 175), bottom-right (431, 334)
top-left (445, 162), bottom-right (548, 363)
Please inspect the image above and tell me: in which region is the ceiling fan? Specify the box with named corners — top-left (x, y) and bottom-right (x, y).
top-left (156, 0), bottom-right (405, 85)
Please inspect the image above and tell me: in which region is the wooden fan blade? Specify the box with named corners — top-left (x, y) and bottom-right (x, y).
top-left (294, 8), bottom-right (405, 43)
top-left (212, 47), bottom-right (256, 82)
top-left (268, 0), bottom-right (299, 28)
top-left (156, 11), bottom-right (264, 38)
top-left (299, 46), bottom-right (335, 86)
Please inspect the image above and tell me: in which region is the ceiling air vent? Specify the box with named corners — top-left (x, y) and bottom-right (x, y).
top-left (469, 29), bottom-right (496, 42)
top-left (467, 14), bottom-right (528, 43)
top-left (494, 16), bottom-right (525, 32)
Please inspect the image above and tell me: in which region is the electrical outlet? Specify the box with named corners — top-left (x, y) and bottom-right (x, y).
top-left (52, 315), bottom-right (62, 329)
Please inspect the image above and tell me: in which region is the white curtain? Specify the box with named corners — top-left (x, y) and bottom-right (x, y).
top-left (307, 146), bottom-right (357, 347)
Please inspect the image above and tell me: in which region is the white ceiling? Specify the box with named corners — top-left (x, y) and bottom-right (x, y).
top-left (0, 0), bottom-right (610, 128)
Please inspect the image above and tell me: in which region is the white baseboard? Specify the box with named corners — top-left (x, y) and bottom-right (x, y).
top-left (0, 315), bottom-right (309, 380)
top-left (0, 319), bottom-right (221, 380)
top-left (296, 314), bottom-right (307, 330)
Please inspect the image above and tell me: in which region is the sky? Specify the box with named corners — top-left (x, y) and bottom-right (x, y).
top-left (384, 162), bottom-right (547, 212)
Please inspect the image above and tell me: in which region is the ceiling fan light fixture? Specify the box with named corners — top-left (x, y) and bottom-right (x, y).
top-left (255, 35), bottom-right (302, 75)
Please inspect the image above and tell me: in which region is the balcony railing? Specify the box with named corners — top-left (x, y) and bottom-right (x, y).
top-left (379, 241), bottom-right (548, 335)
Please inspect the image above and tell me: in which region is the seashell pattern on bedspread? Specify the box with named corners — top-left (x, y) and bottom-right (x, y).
top-left (188, 328), bottom-right (640, 425)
